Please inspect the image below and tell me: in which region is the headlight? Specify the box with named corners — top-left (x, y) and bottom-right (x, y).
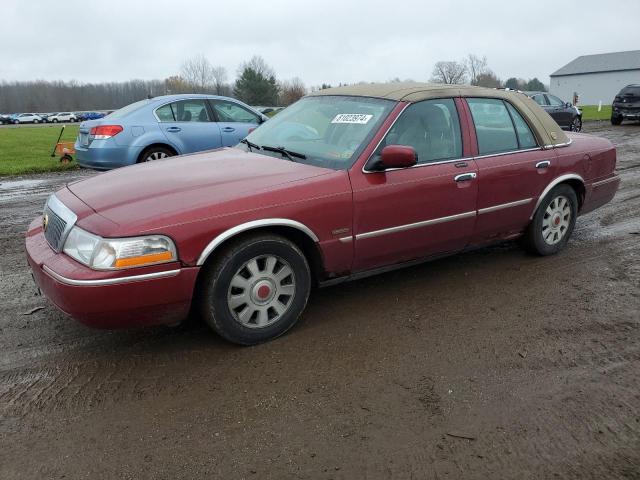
top-left (63, 226), bottom-right (177, 270)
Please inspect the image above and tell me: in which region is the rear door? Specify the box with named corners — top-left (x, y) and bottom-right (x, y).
top-left (208, 99), bottom-right (262, 147)
top-left (464, 97), bottom-right (556, 244)
top-left (349, 98), bottom-right (478, 272)
top-left (157, 99), bottom-right (222, 154)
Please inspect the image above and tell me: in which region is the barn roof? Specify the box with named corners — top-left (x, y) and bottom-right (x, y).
top-left (550, 50), bottom-right (640, 77)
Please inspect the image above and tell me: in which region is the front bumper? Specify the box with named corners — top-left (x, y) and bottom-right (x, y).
top-left (26, 218), bottom-right (199, 329)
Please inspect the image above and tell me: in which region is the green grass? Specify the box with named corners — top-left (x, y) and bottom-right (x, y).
top-left (579, 104), bottom-right (612, 121)
top-left (0, 124), bottom-right (80, 176)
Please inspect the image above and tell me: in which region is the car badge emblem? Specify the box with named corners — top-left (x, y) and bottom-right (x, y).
top-left (42, 213), bottom-right (49, 232)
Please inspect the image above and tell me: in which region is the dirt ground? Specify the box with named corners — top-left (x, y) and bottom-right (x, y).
top-left (1, 122), bottom-right (639, 479)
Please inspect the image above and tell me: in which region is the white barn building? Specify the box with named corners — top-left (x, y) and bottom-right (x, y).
top-left (550, 50), bottom-right (640, 105)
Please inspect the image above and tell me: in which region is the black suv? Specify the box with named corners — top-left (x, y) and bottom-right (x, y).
top-left (611, 84), bottom-right (640, 125)
top-left (524, 91), bottom-right (582, 132)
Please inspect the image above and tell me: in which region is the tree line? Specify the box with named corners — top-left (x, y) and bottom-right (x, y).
top-left (0, 52), bottom-right (546, 113)
top-left (429, 54), bottom-right (547, 91)
top-left (0, 55), bottom-right (307, 113)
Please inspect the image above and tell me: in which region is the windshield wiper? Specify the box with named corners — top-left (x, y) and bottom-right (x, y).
top-left (260, 145), bottom-right (306, 162)
top-left (240, 138), bottom-right (260, 152)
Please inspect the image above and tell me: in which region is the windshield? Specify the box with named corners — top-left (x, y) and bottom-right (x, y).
top-left (241, 95), bottom-right (396, 169)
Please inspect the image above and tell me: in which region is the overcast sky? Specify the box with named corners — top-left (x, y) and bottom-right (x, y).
top-left (2, 0), bottom-right (638, 87)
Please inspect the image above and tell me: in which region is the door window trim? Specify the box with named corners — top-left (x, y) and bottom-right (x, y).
top-left (153, 98), bottom-right (212, 123)
top-left (362, 98), bottom-right (465, 173)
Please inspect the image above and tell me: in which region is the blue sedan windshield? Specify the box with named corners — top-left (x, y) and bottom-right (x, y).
top-left (243, 96), bottom-right (395, 169)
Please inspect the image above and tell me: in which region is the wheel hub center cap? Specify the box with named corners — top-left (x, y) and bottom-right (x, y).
top-left (251, 280), bottom-right (275, 305)
top-left (553, 214), bottom-right (561, 226)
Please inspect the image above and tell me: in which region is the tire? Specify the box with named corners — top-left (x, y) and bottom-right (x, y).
top-left (197, 233), bottom-right (311, 345)
top-left (611, 115), bottom-right (623, 126)
top-left (521, 184), bottom-right (578, 256)
top-left (53, 119), bottom-right (58, 123)
top-left (138, 146), bottom-right (174, 162)
top-left (13, 120), bottom-right (19, 124)
top-left (33, 119), bottom-right (39, 124)
top-left (570, 116), bottom-right (582, 132)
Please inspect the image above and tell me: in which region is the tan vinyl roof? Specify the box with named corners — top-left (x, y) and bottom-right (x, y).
top-left (309, 82), bottom-right (569, 147)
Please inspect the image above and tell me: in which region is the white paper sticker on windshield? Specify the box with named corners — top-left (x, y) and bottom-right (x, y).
top-left (331, 114), bottom-right (373, 124)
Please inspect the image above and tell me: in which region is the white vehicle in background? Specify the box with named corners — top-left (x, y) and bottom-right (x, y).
top-left (12, 113), bottom-right (44, 124)
top-left (48, 112), bottom-right (78, 123)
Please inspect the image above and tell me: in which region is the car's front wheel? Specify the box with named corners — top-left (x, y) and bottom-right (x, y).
top-left (570, 116), bottom-right (582, 132)
top-left (139, 146), bottom-right (174, 162)
top-left (198, 233), bottom-right (311, 345)
top-left (611, 115), bottom-right (623, 125)
top-left (521, 184), bottom-right (578, 256)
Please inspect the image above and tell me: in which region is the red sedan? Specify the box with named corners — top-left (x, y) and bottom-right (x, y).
top-left (26, 83), bottom-right (620, 345)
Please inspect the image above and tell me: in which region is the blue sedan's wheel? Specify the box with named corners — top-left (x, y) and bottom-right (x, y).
top-left (139, 147), bottom-right (174, 163)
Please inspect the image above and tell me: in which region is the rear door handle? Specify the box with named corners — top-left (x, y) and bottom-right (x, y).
top-left (535, 160), bottom-right (551, 169)
top-left (166, 127), bottom-right (181, 132)
top-left (454, 172), bottom-right (477, 182)
top-left (222, 127), bottom-right (236, 132)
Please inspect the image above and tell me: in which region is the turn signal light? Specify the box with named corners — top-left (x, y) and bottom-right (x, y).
top-left (114, 251), bottom-right (174, 268)
top-left (90, 125), bottom-right (123, 139)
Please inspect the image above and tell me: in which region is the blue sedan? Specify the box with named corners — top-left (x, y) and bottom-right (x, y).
top-left (74, 94), bottom-right (267, 170)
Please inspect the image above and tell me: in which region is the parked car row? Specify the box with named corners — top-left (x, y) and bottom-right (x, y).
top-left (0, 111), bottom-right (108, 124)
top-left (27, 83), bottom-right (619, 345)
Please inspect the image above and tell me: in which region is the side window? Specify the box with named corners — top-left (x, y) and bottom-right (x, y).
top-left (211, 100), bottom-right (260, 124)
top-left (505, 103), bottom-right (537, 149)
top-left (376, 98), bottom-right (462, 164)
top-left (547, 95), bottom-right (564, 107)
top-left (155, 104), bottom-right (175, 122)
top-left (171, 100), bottom-right (210, 122)
top-left (532, 94), bottom-right (548, 106)
top-left (467, 98), bottom-right (518, 155)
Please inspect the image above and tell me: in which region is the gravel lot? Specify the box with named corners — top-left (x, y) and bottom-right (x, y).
top-left (0, 123), bottom-right (638, 479)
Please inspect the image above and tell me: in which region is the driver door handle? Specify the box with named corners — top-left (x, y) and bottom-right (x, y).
top-left (166, 127), bottom-right (181, 132)
top-left (222, 127), bottom-right (236, 132)
top-left (536, 160), bottom-right (551, 169)
top-left (454, 172), bottom-right (477, 182)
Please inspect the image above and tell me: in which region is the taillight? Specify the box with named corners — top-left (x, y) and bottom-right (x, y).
top-left (90, 125), bottom-right (123, 139)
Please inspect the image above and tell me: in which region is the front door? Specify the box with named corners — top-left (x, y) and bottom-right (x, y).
top-left (209, 99), bottom-right (262, 147)
top-left (157, 99), bottom-right (222, 153)
top-left (349, 98), bottom-right (478, 272)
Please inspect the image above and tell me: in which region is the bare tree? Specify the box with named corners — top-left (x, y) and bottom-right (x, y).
top-left (239, 55), bottom-right (276, 79)
top-left (475, 71), bottom-right (502, 88)
top-left (181, 54), bottom-right (215, 92)
top-left (430, 61), bottom-right (467, 85)
top-left (211, 66), bottom-right (228, 95)
top-left (466, 54), bottom-right (488, 86)
top-left (279, 77), bottom-right (306, 106)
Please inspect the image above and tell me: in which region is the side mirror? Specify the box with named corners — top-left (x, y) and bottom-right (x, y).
top-left (378, 145), bottom-right (417, 170)
top-left (565, 102), bottom-right (572, 108)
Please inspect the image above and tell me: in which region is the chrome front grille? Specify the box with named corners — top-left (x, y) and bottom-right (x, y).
top-left (42, 194), bottom-right (77, 252)
top-left (43, 206), bottom-right (67, 251)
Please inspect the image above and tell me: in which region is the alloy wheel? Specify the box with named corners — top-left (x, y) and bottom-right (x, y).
top-left (145, 151), bottom-right (169, 161)
top-left (227, 254), bottom-right (296, 328)
top-left (542, 195), bottom-right (571, 245)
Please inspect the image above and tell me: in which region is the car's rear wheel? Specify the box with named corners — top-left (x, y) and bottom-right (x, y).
top-left (139, 147), bottom-right (174, 163)
top-left (33, 119), bottom-right (39, 124)
top-left (521, 184), bottom-right (578, 256)
top-left (570, 116), bottom-right (582, 132)
top-left (53, 119), bottom-right (58, 123)
top-left (198, 233), bottom-right (311, 345)
top-left (611, 115), bottom-right (623, 125)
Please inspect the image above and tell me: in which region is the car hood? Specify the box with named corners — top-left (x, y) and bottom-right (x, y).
top-left (66, 148), bottom-right (334, 233)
